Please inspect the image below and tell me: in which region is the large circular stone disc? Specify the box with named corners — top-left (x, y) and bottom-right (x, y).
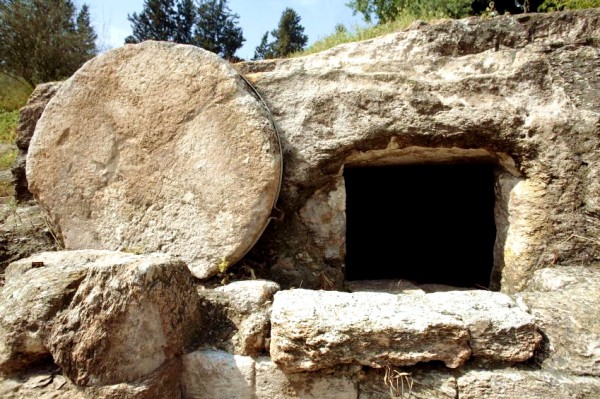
top-left (27, 41), bottom-right (282, 279)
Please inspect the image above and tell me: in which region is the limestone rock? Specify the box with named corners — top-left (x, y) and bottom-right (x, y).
top-left (270, 289), bottom-right (540, 372)
top-left (517, 266), bottom-right (600, 376)
top-left (197, 280), bottom-right (279, 356)
top-left (47, 251), bottom-right (201, 386)
top-left (457, 368), bottom-right (600, 399)
top-left (0, 359), bottom-right (181, 399)
top-left (255, 358), bottom-right (358, 399)
top-left (80, 358), bottom-right (182, 399)
top-left (27, 41), bottom-right (282, 279)
top-left (235, 10), bottom-right (600, 291)
top-left (0, 250), bottom-right (112, 373)
top-left (182, 350), bottom-right (254, 399)
top-left (358, 366), bottom-right (456, 399)
top-left (426, 290), bottom-right (541, 362)
top-left (11, 82), bottom-right (61, 203)
top-left (270, 289), bottom-right (471, 372)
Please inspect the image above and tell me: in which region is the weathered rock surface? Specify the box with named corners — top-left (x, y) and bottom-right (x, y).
top-left (270, 289), bottom-right (471, 371)
top-left (182, 350), bottom-right (255, 399)
top-left (0, 250), bottom-right (111, 373)
top-left (11, 82), bottom-right (61, 203)
top-left (270, 289), bottom-right (539, 372)
top-left (426, 290), bottom-right (541, 361)
top-left (197, 280), bottom-right (279, 356)
top-left (0, 359), bottom-right (182, 399)
top-left (517, 266), bottom-right (600, 376)
top-left (457, 368), bottom-right (600, 399)
top-left (255, 358), bottom-right (358, 399)
top-left (0, 204), bottom-right (58, 282)
top-left (46, 252), bottom-right (200, 386)
top-left (358, 366), bottom-right (456, 399)
top-left (27, 41), bottom-right (282, 279)
top-left (235, 9), bottom-right (600, 291)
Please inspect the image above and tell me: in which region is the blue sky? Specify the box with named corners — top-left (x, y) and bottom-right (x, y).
top-left (84, 0), bottom-right (366, 59)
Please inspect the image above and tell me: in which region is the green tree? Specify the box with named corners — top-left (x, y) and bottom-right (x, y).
top-left (254, 8), bottom-right (308, 60)
top-left (175, 0), bottom-right (196, 43)
top-left (253, 32), bottom-right (274, 60)
top-left (271, 8), bottom-right (308, 57)
top-left (195, 0), bottom-right (245, 60)
top-left (0, 0), bottom-right (97, 86)
top-left (347, 0), bottom-right (474, 23)
top-left (125, 0), bottom-right (177, 43)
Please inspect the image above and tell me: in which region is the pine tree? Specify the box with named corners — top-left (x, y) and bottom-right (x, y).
top-left (195, 0), bottom-right (245, 60)
top-left (270, 8), bottom-right (308, 58)
top-left (175, 0), bottom-right (196, 44)
top-left (0, 0), bottom-right (97, 85)
top-left (252, 32), bottom-right (273, 60)
top-left (125, 0), bottom-right (177, 43)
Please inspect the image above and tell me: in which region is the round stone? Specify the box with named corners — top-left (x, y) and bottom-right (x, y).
top-left (27, 41), bottom-right (282, 279)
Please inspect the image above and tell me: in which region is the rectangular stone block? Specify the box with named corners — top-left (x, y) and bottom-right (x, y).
top-left (270, 290), bottom-right (471, 372)
top-left (255, 358), bottom-right (358, 399)
top-left (182, 350), bottom-right (254, 399)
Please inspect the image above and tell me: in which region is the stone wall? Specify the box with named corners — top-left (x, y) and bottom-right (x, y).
top-left (1, 9), bottom-right (600, 399)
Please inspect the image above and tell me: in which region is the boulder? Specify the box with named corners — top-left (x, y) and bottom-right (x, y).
top-left (270, 289), bottom-right (471, 372)
top-left (517, 266), bottom-right (600, 376)
top-left (11, 82), bottom-right (61, 203)
top-left (181, 350), bottom-right (255, 399)
top-left (197, 280), bottom-right (279, 356)
top-left (27, 41), bottom-right (282, 279)
top-left (270, 289), bottom-right (540, 372)
top-left (255, 358), bottom-right (358, 399)
top-left (456, 368), bottom-right (600, 399)
top-left (47, 252), bottom-right (201, 386)
top-left (0, 250), bottom-right (113, 373)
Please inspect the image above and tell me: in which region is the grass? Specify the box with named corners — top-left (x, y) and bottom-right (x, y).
top-left (0, 73), bottom-right (32, 113)
top-left (0, 110), bottom-right (19, 145)
top-left (296, 12), bottom-right (444, 57)
top-left (0, 73), bottom-right (29, 198)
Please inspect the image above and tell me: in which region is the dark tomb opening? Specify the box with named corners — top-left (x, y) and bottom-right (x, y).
top-left (344, 163), bottom-right (496, 288)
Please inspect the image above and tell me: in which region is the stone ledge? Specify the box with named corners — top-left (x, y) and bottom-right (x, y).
top-left (270, 289), bottom-right (540, 372)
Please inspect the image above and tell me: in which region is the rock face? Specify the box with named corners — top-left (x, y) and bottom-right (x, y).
top-left (0, 251), bottom-right (109, 373)
top-left (47, 253), bottom-right (200, 386)
top-left (0, 203), bottom-right (58, 284)
top-left (27, 41), bottom-right (282, 280)
top-left (0, 250), bottom-right (201, 392)
top-left (270, 289), bottom-right (539, 372)
top-left (456, 368), bottom-right (600, 399)
top-left (235, 9), bottom-right (600, 292)
top-left (517, 266), bottom-right (600, 376)
top-left (11, 82), bottom-right (61, 203)
top-left (197, 280), bottom-right (279, 356)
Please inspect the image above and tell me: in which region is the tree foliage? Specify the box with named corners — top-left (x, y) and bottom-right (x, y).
top-left (0, 0), bottom-right (97, 86)
top-left (253, 8), bottom-right (308, 60)
top-left (196, 0), bottom-right (245, 60)
top-left (126, 0), bottom-right (245, 60)
top-left (538, 0), bottom-right (600, 11)
top-left (346, 0), bottom-right (564, 23)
